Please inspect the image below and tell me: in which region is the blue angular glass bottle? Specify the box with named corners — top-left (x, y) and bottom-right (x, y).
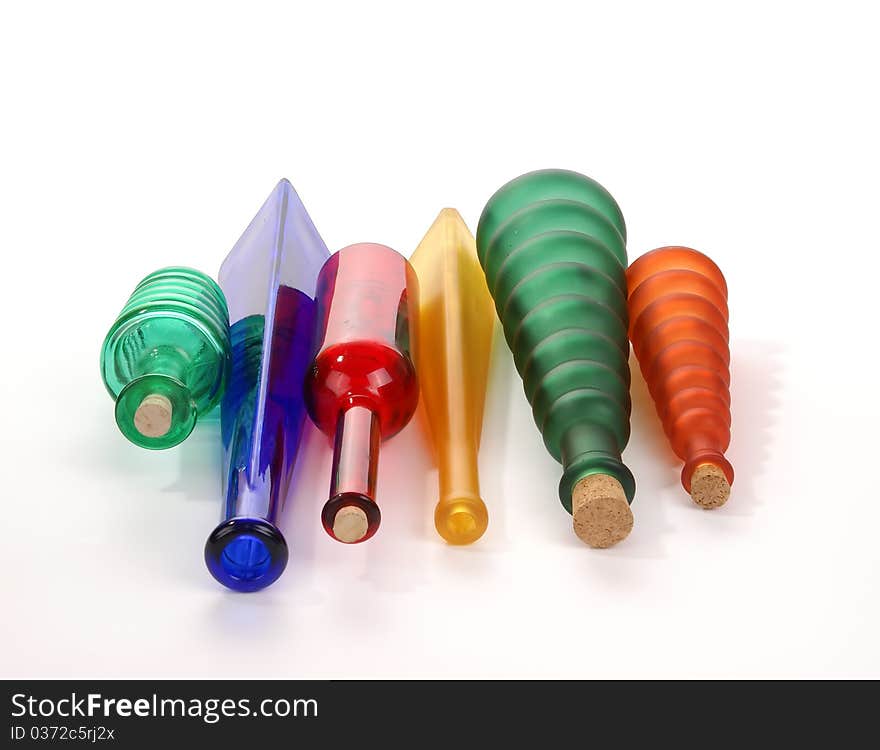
top-left (204, 179), bottom-right (329, 592)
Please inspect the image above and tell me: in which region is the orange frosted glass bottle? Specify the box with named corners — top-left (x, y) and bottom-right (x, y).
top-left (627, 246), bottom-right (734, 508)
top-left (411, 209), bottom-right (494, 545)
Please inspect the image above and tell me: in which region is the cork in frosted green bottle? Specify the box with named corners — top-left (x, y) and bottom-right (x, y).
top-left (100, 267), bottom-right (231, 449)
top-left (476, 170), bottom-right (635, 547)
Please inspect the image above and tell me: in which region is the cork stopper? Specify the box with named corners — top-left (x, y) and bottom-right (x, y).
top-left (571, 473), bottom-right (633, 548)
top-left (333, 506), bottom-right (369, 544)
top-left (689, 463), bottom-right (731, 509)
top-left (133, 394), bottom-right (173, 438)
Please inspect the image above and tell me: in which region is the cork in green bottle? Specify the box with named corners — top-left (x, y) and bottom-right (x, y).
top-left (476, 170), bottom-right (635, 547)
top-left (100, 267), bottom-right (231, 449)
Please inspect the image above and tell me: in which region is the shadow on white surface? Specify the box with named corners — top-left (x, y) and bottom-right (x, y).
top-left (601, 351), bottom-right (678, 559)
top-left (620, 338), bottom-right (782, 554)
top-left (478, 319), bottom-right (514, 547)
top-left (723, 339), bottom-right (782, 518)
top-left (360, 418), bottom-right (434, 593)
top-left (280, 421), bottom-right (333, 601)
top-left (201, 586), bottom-right (294, 642)
top-left (63, 378), bottom-right (216, 590)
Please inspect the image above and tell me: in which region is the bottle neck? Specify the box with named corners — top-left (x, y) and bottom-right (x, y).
top-left (322, 405), bottom-right (383, 543)
top-left (330, 405), bottom-right (380, 501)
top-left (137, 345), bottom-right (189, 385)
top-left (438, 442), bottom-right (481, 503)
top-left (560, 422), bottom-right (619, 467)
top-left (558, 422), bottom-right (635, 514)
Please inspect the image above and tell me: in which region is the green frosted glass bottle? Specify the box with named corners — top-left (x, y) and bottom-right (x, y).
top-left (476, 169), bottom-right (635, 548)
top-left (100, 267), bottom-right (231, 449)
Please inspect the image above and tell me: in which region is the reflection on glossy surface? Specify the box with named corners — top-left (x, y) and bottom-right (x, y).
top-left (305, 243), bottom-right (419, 544)
top-left (205, 179), bottom-right (328, 591)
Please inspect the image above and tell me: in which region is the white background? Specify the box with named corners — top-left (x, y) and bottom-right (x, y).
top-left (1, 1), bottom-right (878, 679)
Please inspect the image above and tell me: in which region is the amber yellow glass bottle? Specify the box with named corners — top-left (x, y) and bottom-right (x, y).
top-left (411, 209), bottom-right (495, 544)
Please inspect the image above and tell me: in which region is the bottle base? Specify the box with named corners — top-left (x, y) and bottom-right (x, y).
top-left (322, 493), bottom-right (381, 544)
top-left (204, 518), bottom-right (288, 592)
top-left (434, 496), bottom-right (488, 545)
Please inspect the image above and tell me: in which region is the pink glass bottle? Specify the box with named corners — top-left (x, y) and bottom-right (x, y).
top-left (305, 243), bottom-right (419, 543)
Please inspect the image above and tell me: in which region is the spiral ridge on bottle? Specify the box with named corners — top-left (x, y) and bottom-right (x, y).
top-left (626, 246), bottom-right (734, 507)
top-left (115, 267), bottom-right (230, 348)
top-left (100, 266), bottom-right (231, 449)
top-left (476, 170), bottom-right (635, 546)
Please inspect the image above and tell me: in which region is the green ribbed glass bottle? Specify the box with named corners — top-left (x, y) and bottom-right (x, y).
top-left (476, 170), bottom-right (635, 548)
top-left (100, 267), bottom-right (231, 449)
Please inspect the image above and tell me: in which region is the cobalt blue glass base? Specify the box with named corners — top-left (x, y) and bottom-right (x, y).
top-left (204, 518), bottom-right (289, 592)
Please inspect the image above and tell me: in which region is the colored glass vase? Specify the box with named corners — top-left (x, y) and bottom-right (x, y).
top-left (627, 246), bottom-right (733, 507)
top-left (476, 169), bottom-right (634, 548)
top-left (100, 267), bottom-right (230, 449)
top-left (204, 179), bottom-right (329, 592)
top-left (411, 209), bottom-right (494, 545)
top-left (305, 243), bottom-right (419, 544)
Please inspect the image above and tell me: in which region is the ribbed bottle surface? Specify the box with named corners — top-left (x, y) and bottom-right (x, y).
top-left (220, 315), bottom-right (265, 464)
top-left (115, 267), bottom-right (229, 346)
top-left (626, 246), bottom-right (734, 494)
top-left (476, 170), bottom-right (634, 511)
top-left (100, 266), bottom-right (231, 449)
